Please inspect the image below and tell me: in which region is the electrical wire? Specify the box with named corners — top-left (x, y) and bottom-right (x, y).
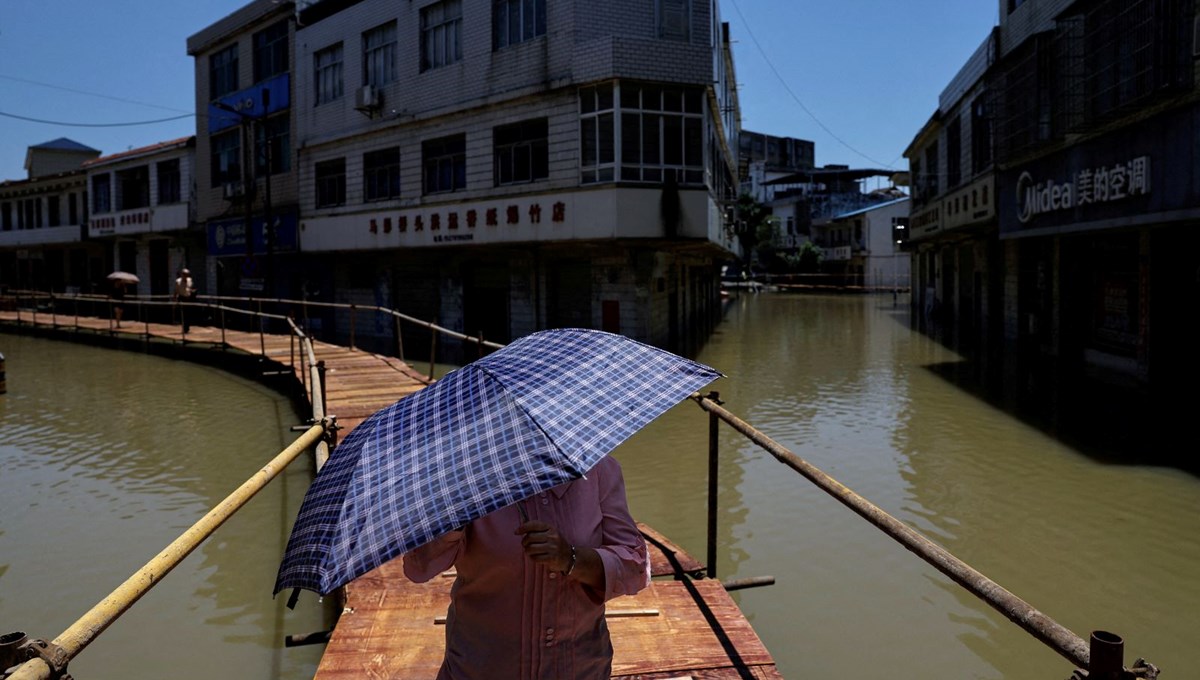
top-left (727, 0), bottom-right (896, 169)
top-left (0, 74), bottom-right (193, 114)
top-left (0, 110), bottom-right (194, 128)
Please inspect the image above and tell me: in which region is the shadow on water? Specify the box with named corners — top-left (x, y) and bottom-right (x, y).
top-left (919, 353), bottom-right (1198, 477)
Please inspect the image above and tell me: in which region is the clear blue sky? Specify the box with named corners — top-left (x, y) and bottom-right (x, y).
top-left (0, 0), bottom-right (999, 183)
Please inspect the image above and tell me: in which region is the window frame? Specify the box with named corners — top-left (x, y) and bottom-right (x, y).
top-left (363, 21), bottom-right (398, 87)
top-left (157, 159), bottom-right (182, 205)
top-left (314, 42), bottom-right (345, 105)
top-left (209, 44), bottom-right (240, 101)
top-left (364, 147), bottom-right (402, 201)
top-left (421, 0), bottom-right (463, 72)
top-left (255, 114), bottom-right (291, 176)
top-left (422, 134), bottom-right (467, 194)
top-left (494, 118), bottom-right (549, 186)
top-left (656, 0), bottom-right (691, 42)
top-left (253, 20), bottom-right (289, 83)
top-left (315, 158), bottom-right (347, 208)
top-left (210, 128), bottom-right (242, 188)
top-left (493, 0), bottom-right (547, 50)
top-left (92, 174), bottom-right (112, 214)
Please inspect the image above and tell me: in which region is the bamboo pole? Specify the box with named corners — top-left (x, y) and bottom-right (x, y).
top-left (690, 394), bottom-right (1093, 671)
top-left (7, 423), bottom-right (329, 680)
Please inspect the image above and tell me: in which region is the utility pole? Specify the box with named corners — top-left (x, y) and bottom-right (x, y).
top-left (214, 87), bottom-right (275, 300)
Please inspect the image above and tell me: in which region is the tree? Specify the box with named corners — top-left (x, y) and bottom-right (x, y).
top-left (735, 193), bottom-right (772, 268)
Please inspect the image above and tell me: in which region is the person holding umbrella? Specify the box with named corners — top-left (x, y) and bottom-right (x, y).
top-left (403, 454), bottom-right (649, 679)
top-left (173, 268), bottom-right (196, 333)
top-left (274, 329), bottom-right (722, 679)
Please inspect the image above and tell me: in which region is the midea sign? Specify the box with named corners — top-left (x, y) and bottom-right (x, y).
top-left (1016, 156), bottom-right (1152, 224)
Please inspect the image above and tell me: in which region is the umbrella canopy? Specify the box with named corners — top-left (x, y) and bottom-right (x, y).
top-left (274, 328), bottom-right (721, 596)
top-left (106, 271), bottom-right (139, 284)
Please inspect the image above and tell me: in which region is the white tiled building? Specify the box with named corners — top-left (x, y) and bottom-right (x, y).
top-left (83, 137), bottom-right (199, 297)
top-left (286, 0), bottom-right (740, 356)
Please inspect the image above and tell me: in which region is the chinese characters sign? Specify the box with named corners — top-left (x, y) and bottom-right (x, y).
top-left (1016, 156), bottom-right (1151, 224)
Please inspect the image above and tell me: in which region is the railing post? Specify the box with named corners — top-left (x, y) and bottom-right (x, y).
top-left (349, 304), bottom-right (357, 351)
top-left (220, 306), bottom-right (227, 347)
top-left (14, 291), bottom-right (20, 324)
top-left (477, 332), bottom-right (484, 359)
top-left (1088, 631), bottom-right (1124, 680)
top-left (317, 360), bottom-right (327, 416)
top-left (74, 295), bottom-right (79, 331)
top-left (428, 320), bottom-right (437, 381)
top-left (50, 293), bottom-right (56, 328)
top-left (290, 333), bottom-right (295, 375)
top-left (707, 391), bottom-right (720, 579)
top-left (258, 300), bottom-right (266, 358)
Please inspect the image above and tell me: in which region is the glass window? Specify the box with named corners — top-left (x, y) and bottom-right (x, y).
top-left (657, 0), bottom-right (690, 41)
top-left (209, 44), bottom-right (239, 100)
top-left (92, 174), bottom-right (112, 213)
top-left (255, 115), bottom-right (291, 175)
top-left (47, 196), bottom-right (61, 227)
top-left (494, 118), bottom-right (548, 186)
top-left (315, 158), bottom-right (346, 207)
top-left (422, 134), bottom-right (466, 194)
top-left (421, 0), bottom-right (462, 71)
top-left (253, 21), bottom-right (289, 83)
top-left (315, 43), bottom-right (344, 105)
top-left (494, 0), bottom-right (546, 50)
top-left (157, 159), bottom-right (181, 204)
top-left (614, 83), bottom-right (705, 185)
top-left (210, 129), bottom-right (241, 188)
top-left (364, 147), bottom-right (401, 201)
top-left (579, 84), bottom-right (615, 184)
top-left (117, 166), bottom-right (151, 211)
top-left (363, 22), bottom-right (397, 87)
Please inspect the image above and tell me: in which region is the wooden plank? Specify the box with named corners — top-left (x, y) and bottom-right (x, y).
top-left (639, 522), bottom-right (705, 577)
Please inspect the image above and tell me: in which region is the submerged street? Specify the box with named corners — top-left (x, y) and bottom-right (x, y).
top-left (2, 292), bottom-right (1199, 678)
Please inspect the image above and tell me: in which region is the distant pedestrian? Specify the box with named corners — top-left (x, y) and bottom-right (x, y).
top-left (174, 268), bottom-right (197, 333)
top-left (111, 280), bottom-right (126, 327)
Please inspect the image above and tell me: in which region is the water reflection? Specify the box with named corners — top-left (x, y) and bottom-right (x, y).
top-left (615, 292), bottom-right (1200, 679)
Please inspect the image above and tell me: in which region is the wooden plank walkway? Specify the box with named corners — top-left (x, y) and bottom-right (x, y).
top-left (0, 306), bottom-right (780, 679)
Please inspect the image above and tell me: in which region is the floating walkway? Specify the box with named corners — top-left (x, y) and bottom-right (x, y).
top-left (0, 304), bottom-right (780, 679)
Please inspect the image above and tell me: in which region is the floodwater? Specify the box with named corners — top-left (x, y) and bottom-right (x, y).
top-left (2, 293), bottom-right (1199, 679)
top-left (614, 293), bottom-right (1200, 679)
top-left (0, 332), bottom-right (331, 679)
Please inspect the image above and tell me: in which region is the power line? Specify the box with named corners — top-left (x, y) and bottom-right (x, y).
top-left (0, 74), bottom-right (193, 114)
top-left (727, 0), bottom-right (896, 169)
top-left (0, 110), bottom-right (193, 127)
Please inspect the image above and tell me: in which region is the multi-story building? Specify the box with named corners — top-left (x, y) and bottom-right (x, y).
top-left (0, 139), bottom-right (101, 292)
top-left (906, 0), bottom-right (1199, 452)
top-left (739, 130), bottom-right (815, 203)
top-left (904, 30), bottom-right (1000, 355)
top-left (811, 196), bottom-right (911, 291)
top-left (82, 137), bottom-right (199, 297)
top-left (188, 0), bottom-right (301, 299)
top-left (286, 0), bottom-right (740, 357)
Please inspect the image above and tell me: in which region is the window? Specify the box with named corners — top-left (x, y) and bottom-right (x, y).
top-left (657, 0), bottom-right (690, 41)
top-left (157, 159), bottom-right (181, 204)
top-left (494, 118), bottom-right (548, 186)
top-left (421, 0), bottom-right (462, 71)
top-left (579, 84), bottom-right (615, 183)
top-left (255, 115), bottom-right (291, 175)
top-left (619, 84), bottom-right (704, 184)
top-left (47, 196), bottom-right (60, 227)
top-left (1008, 0), bottom-right (1027, 12)
top-left (946, 115), bottom-right (962, 188)
top-left (117, 166), bottom-right (151, 210)
top-left (1, 202), bottom-right (11, 231)
top-left (494, 0), bottom-right (546, 49)
top-left (364, 147), bottom-right (401, 201)
top-left (93, 174), bottom-right (112, 214)
top-left (314, 42), bottom-right (344, 105)
top-left (68, 193), bottom-right (78, 225)
top-left (363, 22), bottom-right (397, 87)
top-left (971, 98), bottom-right (992, 174)
top-left (315, 158), bottom-right (346, 207)
top-left (209, 44), bottom-right (239, 100)
top-left (422, 134), bottom-right (466, 194)
top-left (210, 129), bottom-right (241, 187)
top-left (253, 21), bottom-right (289, 83)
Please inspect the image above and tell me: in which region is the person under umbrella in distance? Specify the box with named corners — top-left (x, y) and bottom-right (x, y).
top-left (404, 453), bottom-right (648, 679)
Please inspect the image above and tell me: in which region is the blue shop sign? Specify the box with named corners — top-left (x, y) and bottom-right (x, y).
top-left (208, 212), bottom-right (299, 256)
top-left (208, 73), bottom-right (290, 133)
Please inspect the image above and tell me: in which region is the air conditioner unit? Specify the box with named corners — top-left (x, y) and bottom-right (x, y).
top-left (355, 85), bottom-right (382, 112)
top-left (222, 181), bottom-right (243, 200)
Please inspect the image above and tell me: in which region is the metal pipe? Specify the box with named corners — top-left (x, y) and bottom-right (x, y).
top-left (7, 423), bottom-right (329, 680)
top-left (428, 320), bottom-right (437, 381)
top-left (691, 394), bottom-right (1093, 671)
top-left (721, 576), bottom-right (775, 592)
top-left (395, 314), bottom-right (404, 362)
top-left (707, 394), bottom-right (720, 579)
top-left (1089, 630), bottom-right (1124, 679)
top-left (349, 304), bottom-right (356, 351)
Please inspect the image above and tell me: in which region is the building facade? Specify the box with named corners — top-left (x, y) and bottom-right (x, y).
top-left (188, 0), bottom-right (301, 299)
top-left (83, 137), bottom-right (199, 297)
top-left (813, 197), bottom-right (911, 291)
top-left (0, 139), bottom-right (101, 292)
top-left (906, 0), bottom-right (1199, 454)
top-left (284, 0), bottom-right (740, 357)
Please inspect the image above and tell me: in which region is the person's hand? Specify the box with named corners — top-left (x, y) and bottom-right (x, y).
top-left (515, 520), bottom-right (572, 572)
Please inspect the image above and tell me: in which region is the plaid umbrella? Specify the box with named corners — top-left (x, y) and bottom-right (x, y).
top-left (274, 328), bottom-right (721, 597)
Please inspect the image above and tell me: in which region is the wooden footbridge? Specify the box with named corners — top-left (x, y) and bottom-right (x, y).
top-left (0, 292), bottom-right (781, 680)
top-left (0, 291), bottom-right (1156, 680)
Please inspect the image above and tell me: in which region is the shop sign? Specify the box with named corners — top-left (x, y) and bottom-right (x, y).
top-left (1016, 156), bottom-right (1151, 224)
top-left (365, 200), bottom-right (567, 239)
